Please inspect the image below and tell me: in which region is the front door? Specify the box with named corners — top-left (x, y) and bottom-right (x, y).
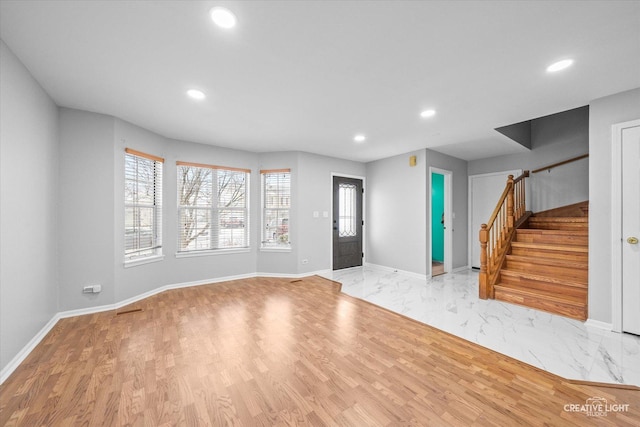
top-left (333, 176), bottom-right (363, 270)
top-left (622, 123), bottom-right (640, 335)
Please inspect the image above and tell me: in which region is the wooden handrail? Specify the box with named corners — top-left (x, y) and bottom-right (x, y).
top-left (485, 183), bottom-right (512, 229)
top-left (531, 154), bottom-right (588, 174)
top-left (479, 171), bottom-right (529, 300)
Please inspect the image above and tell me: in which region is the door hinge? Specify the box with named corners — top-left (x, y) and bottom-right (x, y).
top-left (362, 188), bottom-right (364, 194)
top-left (362, 252), bottom-right (364, 258)
top-left (362, 220), bottom-right (364, 226)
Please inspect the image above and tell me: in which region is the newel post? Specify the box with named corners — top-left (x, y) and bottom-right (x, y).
top-left (479, 224), bottom-right (489, 299)
top-left (506, 175), bottom-right (514, 229)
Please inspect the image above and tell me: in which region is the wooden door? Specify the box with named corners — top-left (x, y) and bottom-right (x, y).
top-left (333, 176), bottom-right (363, 270)
top-left (622, 124), bottom-right (640, 335)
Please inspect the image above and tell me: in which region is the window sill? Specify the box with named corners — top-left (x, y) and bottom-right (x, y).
top-left (124, 254), bottom-right (165, 268)
top-left (175, 248), bottom-right (251, 258)
top-left (260, 246), bottom-right (292, 253)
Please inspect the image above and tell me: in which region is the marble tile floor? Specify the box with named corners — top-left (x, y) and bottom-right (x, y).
top-left (320, 265), bottom-right (640, 387)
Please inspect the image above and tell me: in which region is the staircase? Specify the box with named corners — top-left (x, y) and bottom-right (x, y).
top-left (493, 207), bottom-right (588, 321)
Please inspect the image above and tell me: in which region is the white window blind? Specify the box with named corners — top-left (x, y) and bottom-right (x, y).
top-left (124, 148), bottom-right (163, 261)
top-left (177, 162), bottom-right (250, 252)
top-left (261, 169), bottom-right (291, 248)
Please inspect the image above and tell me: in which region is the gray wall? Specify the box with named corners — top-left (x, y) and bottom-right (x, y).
top-left (58, 109), bottom-right (115, 311)
top-left (424, 149), bottom-right (469, 270)
top-left (56, 112), bottom-right (367, 309)
top-left (297, 152), bottom-right (366, 273)
top-left (366, 149), bottom-right (468, 275)
top-left (588, 88), bottom-right (640, 324)
top-left (469, 107), bottom-right (589, 213)
top-left (0, 41), bottom-right (59, 369)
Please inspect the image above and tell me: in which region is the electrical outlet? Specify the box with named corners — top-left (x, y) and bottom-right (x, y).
top-left (83, 285), bottom-right (102, 294)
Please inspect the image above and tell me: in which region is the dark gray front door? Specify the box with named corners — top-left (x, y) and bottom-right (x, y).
top-left (333, 176), bottom-right (363, 270)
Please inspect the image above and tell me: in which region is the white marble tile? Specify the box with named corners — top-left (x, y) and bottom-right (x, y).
top-left (321, 266), bottom-right (640, 386)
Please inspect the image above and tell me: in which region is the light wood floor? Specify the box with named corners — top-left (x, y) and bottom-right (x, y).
top-left (432, 261), bottom-right (445, 276)
top-left (0, 276), bottom-right (638, 426)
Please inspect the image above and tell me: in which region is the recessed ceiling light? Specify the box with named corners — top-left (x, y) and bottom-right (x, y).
top-left (187, 89), bottom-right (206, 100)
top-left (354, 134), bottom-right (366, 143)
top-left (546, 59), bottom-right (573, 73)
top-left (420, 109), bottom-right (436, 118)
top-left (210, 7), bottom-right (237, 29)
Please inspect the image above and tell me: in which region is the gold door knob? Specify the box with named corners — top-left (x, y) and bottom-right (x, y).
top-left (628, 237), bottom-right (639, 244)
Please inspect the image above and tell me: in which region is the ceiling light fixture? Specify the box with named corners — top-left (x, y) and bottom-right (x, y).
top-left (546, 59), bottom-right (573, 73)
top-left (210, 7), bottom-right (237, 29)
top-left (420, 109), bottom-right (436, 118)
top-left (187, 89), bottom-right (206, 100)
top-left (354, 134), bottom-right (366, 143)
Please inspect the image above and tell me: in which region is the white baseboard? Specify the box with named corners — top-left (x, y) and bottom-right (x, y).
top-left (452, 265), bottom-right (471, 273)
top-left (585, 319), bottom-right (613, 331)
top-left (0, 315), bottom-right (60, 384)
top-left (1, 270), bottom-right (332, 385)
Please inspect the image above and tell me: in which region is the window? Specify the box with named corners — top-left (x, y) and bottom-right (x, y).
top-left (338, 182), bottom-right (357, 237)
top-left (261, 169), bottom-right (291, 248)
top-left (177, 162), bottom-right (250, 252)
top-left (124, 148), bottom-right (163, 262)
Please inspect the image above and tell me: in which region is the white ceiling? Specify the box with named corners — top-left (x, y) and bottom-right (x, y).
top-left (1, 1), bottom-right (639, 162)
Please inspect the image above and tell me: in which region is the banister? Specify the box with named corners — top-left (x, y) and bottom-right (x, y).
top-left (479, 170), bottom-right (530, 300)
top-left (531, 154), bottom-right (588, 174)
top-left (513, 170), bottom-right (529, 183)
top-left (485, 180), bottom-right (512, 229)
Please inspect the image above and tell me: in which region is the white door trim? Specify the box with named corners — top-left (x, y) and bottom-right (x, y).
top-left (467, 169), bottom-right (522, 269)
top-left (611, 118), bottom-right (640, 332)
top-left (429, 167), bottom-right (453, 275)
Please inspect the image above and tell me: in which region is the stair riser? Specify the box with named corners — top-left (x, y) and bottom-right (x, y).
top-left (494, 290), bottom-right (587, 321)
top-left (510, 247), bottom-right (588, 261)
top-left (516, 233), bottom-right (588, 245)
top-left (505, 260), bottom-right (588, 282)
top-left (500, 275), bottom-right (587, 297)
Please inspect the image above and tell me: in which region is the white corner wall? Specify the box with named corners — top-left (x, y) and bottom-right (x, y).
top-left (588, 88), bottom-right (640, 324)
top-left (0, 41), bottom-right (59, 370)
top-left (366, 150), bottom-right (428, 275)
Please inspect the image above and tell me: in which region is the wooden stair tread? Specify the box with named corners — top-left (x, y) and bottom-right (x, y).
top-left (529, 216), bottom-right (588, 223)
top-left (517, 228), bottom-right (588, 236)
top-left (505, 255), bottom-right (588, 269)
top-left (494, 283), bottom-right (586, 306)
top-left (500, 269), bottom-right (587, 288)
top-left (510, 241), bottom-right (588, 253)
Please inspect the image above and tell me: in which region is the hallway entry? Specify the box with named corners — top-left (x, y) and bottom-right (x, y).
top-left (429, 168), bottom-right (452, 276)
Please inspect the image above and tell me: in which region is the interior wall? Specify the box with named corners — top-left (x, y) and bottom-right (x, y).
top-left (58, 108), bottom-right (116, 311)
top-left (297, 152), bottom-right (366, 273)
top-left (468, 106), bottom-right (589, 212)
top-left (0, 41), bottom-right (59, 371)
top-left (115, 120), bottom-right (262, 302)
top-left (424, 149), bottom-right (469, 270)
top-left (588, 88), bottom-right (640, 324)
top-left (366, 149), bottom-right (468, 275)
top-left (431, 173), bottom-right (445, 262)
top-left (366, 150), bottom-right (427, 274)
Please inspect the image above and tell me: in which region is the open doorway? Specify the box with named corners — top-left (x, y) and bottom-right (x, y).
top-left (429, 168), bottom-right (452, 277)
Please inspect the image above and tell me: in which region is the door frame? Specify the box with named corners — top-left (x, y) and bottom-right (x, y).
top-left (611, 118), bottom-right (640, 332)
top-left (467, 169), bottom-right (522, 269)
top-left (330, 173), bottom-right (366, 269)
top-left (428, 167), bottom-right (453, 276)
